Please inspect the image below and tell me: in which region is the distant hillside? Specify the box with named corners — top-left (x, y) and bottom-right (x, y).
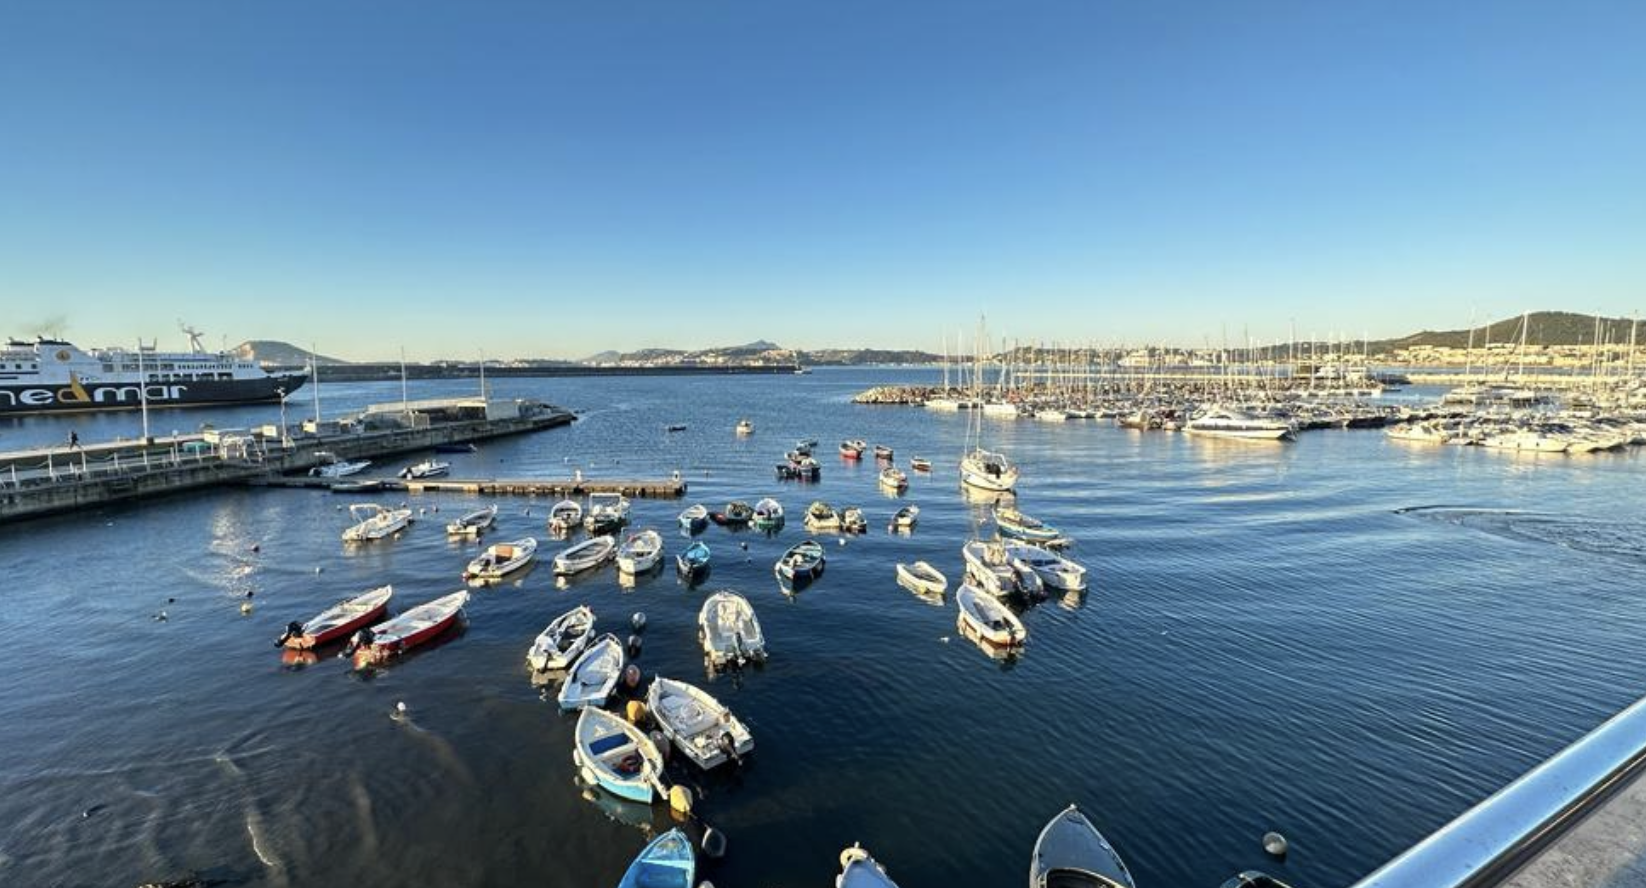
top-left (234, 340), bottom-right (348, 366)
top-left (1377, 312), bottom-right (1639, 351)
top-left (803, 348), bottom-right (941, 365)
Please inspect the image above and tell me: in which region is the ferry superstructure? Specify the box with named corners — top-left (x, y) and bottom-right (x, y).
top-left (0, 332), bottom-right (307, 415)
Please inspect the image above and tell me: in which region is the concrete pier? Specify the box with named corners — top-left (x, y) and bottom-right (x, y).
top-left (0, 409), bottom-right (574, 524)
top-left (255, 475), bottom-right (687, 498)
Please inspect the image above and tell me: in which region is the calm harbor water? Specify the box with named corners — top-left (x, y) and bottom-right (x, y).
top-left (3, 368), bottom-right (1645, 888)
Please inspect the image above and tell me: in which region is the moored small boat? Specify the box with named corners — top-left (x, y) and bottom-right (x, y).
top-left (617, 828), bottom-right (695, 888)
top-left (735, 418), bottom-right (754, 436)
top-left (838, 845), bottom-right (901, 887)
top-left (699, 591), bottom-right (765, 666)
top-left (309, 458), bottom-right (372, 478)
top-left (1005, 542), bottom-right (1088, 591)
top-left (774, 539), bottom-right (825, 583)
top-left (675, 540), bottom-right (711, 580)
top-left (909, 456), bottom-right (932, 472)
top-left (1029, 804), bottom-right (1135, 888)
top-left (398, 459), bottom-right (451, 480)
top-left (894, 561), bottom-right (946, 597)
top-left (956, 583), bottom-right (1026, 647)
top-left (347, 590), bottom-right (469, 667)
top-left (615, 529), bottom-right (664, 575)
top-left (677, 503), bottom-right (708, 534)
top-left (548, 499), bottom-right (583, 534)
top-left (572, 705), bottom-right (662, 803)
top-left (646, 676), bottom-right (754, 770)
top-left (839, 439), bottom-right (866, 459)
top-left (463, 537), bottom-right (538, 581)
top-left (557, 633), bottom-right (625, 711)
top-left (276, 584), bottom-right (393, 649)
top-left (776, 455), bottom-right (822, 481)
top-left (995, 507), bottom-right (1062, 543)
top-left (963, 538), bottom-right (1022, 597)
top-left (526, 604), bottom-right (596, 672)
top-left (583, 492), bottom-right (632, 535)
top-left (722, 500), bottom-right (753, 525)
top-left (878, 466), bottom-right (908, 491)
top-left (752, 497), bottom-right (784, 529)
top-left (554, 535), bottom-right (617, 575)
top-left (873, 444), bottom-right (894, 461)
top-left (341, 503), bottom-right (413, 542)
top-left (888, 505), bottom-right (920, 531)
top-left (445, 504), bottom-right (498, 536)
top-left (803, 501), bottom-right (840, 530)
top-left (840, 507), bottom-right (868, 534)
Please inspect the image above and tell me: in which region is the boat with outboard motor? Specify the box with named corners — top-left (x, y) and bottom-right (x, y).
top-left (346, 590), bottom-right (469, 667)
top-left (445, 504), bottom-right (497, 536)
top-left (616, 529), bottom-right (664, 575)
top-left (277, 585), bottom-right (393, 649)
top-left (646, 676), bottom-right (754, 770)
top-left (463, 537), bottom-right (538, 582)
top-left (341, 503), bottom-right (412, 542)
top-left (547, 499), bottom-right (583, 534)
top-left (775, 540), bottom-right (825, 583)
top-left (676, 540), bottom-right (711, 581)
top-left (584, 492), bottom-right (631, 535)
top-left (956, 584), bottom-right (1026, 647)
top-left (526, 604), bottom-right (596, 672)
top-left (752, 497), bottom-right (784, 529)
top-left (677, 503), bottom-right (708, 533)
top-left (699, 591), bottom-right (765, 666)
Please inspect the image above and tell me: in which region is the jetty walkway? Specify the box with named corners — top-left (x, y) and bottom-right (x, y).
top-left (0, 408), bottom-right (579, 524)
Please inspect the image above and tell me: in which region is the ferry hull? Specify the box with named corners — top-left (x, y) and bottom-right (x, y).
top-left (0, 373), bottom-right (307, 416)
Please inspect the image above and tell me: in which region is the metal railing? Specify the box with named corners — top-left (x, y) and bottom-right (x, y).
top-left (1351, 694), bottom-right (1646, 888)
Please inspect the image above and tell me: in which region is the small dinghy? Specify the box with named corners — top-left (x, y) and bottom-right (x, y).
top-left (956, 584), bottom-right (1026, 647)
top-left (873, 444), bottom-right (894, 461)
top-left (888, 505), bottom-right (920, 531)
top-left (463, 537), bottom-right (538, 582)
top-left (526, 604), bottom-right (595, 672)
top-left (1005, 542), bottom-right (1088, 591)
top-left (795, 437), bottom-right (818, 453)
top-left (776, 455), bottom-right (822, 481)
top-left (995, 506), bottom-right (1063, 543)
top-left (1030, 804), bottom-right (1135, 888)
top-left (699, 591), bottom-right (766, 666)
top-left (775, 540), bottom-right (825, 583)
top-left (894, 561), bottom-right (946, 597)
top-left (838, 845), bottom-right (901, 887)
top-left (840, 507), bottom-right (868, 534)
top-left (618, 828), bottom-right (695, 888)
top-left (878, 466), bottom-right (908, 491)
top-left (277, 585), bottom-right (393, 649)
top-left (646, 676), bottom-right (754, 770)
top-left (398, 459), bottom-right (451, 480)
top-left (752, 497), bottom-right (784, 529)
top-left (572, 706), bottom-right (663, 803)
top-left (676, 540), bottom-right (711, 581)
top-left (963, 539), bottom-right (1021, 597)
top-left (839, 439), bottom-right (867, 460)
top-left (616, 529), bottom-right (664, 575)
top-left (735, 418), bottom-right (755, 436)
top-left (445, 504), bottom-right (498, 536)
top-left (341, 503), bottom-right (413, 542)
top-left (804, 501), bottom-right (841, 531)
top-left (547, 499), bottom-right (583, 534)
top-left (721, 500), bottom-right (753, 525)
top-left (347, 590), bottom-right (469, 667)
top-left (677, 503), bottom-right (708, 534)
top-left (909, 456), bottom-right (932, 472)
top-left (583, 492), bottom-right (631, 535)
top-left (554, 535), bottom-right (617, 575)
top-left (557, 633), bottom-right (625, 711)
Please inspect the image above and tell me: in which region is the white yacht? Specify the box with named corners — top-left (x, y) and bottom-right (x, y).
top-left (1183, 407), bottom-right (1295, 441)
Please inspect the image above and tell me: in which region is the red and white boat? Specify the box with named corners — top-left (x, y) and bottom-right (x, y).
top-left (349, 590), bottom-right (470, 667)
top-left (276, 585), bottom-right (394, 650)
top-left (839, 439), bottom-right (866, 460)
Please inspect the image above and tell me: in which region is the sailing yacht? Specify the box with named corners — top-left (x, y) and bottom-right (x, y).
top-left (960, 320), bottom-right (1020, 492)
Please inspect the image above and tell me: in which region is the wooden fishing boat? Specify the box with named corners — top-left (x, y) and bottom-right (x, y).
top-left (646, 676), bottom-right (754, 770)
top-left (444, 504), bottom-right (497, 536)
top-left (878, 466), bottom-right (908, 491)
top-left (699, 591), bottom-right (765, 666)
top-left (463, 537), bottom-right (538, 582)
top-left (526, 604), bottom-right (596, 672)
top-left (752, 497), bottom-right (784, 529)
top-left (547, 498), bottom-right (583, 534)
top-left (888, 505), bottom-right (920, 531)
top-left (276, 585), bottom-right (392, 649)
top-left (341, 503), bottom-right (412, 542)
top-left (995, 506), bottom-right (1063, 543)
top-left (554, 535), bottom-right (617, 575)
top-left (956, 584), bottom-right (1026, 647)
top-left (839, 439), bottom-right (866, 459)
top-left (840, 507), bottom-right (868, 534)
top-left (873, 444), bottom-right (894, 461)
top-left (722, 500), bottom-right (753, 525)
top-left (348, 590), bottom-right (469, 667)
top-left (804, 501), bottom-right (840, 531)
top-left (557, 633), bottom-right (624, 711)
top-left (677, 503), bottom-right (708, 534)
top-left (572, 706), bottom-right (662, 803)
top-left (774, 540), bottom-right (825, 583)
top-left (894, 562), bottom-right (946, 597)
top-left (1030, 804), bottom-right (1135, 888)
top-left (618, 829), bottom-right (696, 888)
top-left (616, 529), bottom-right (664, 575)
top-left (909, 457), bottom-right (932, 472)
top-left (675, 540), bottom-right (710, 581)
top-left (962, 538), bottom-right (1020, 597)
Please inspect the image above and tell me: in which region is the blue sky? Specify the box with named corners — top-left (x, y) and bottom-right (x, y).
top-left (2, 1), bottom-right (1642, 360)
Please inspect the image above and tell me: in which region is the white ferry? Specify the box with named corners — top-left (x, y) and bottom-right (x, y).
top-left (0, 329), bottom-right (307, 415)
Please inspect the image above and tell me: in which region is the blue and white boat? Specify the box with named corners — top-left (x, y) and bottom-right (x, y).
top-left (994, 507), bottom-right (1062, 543)
top-left (1029, 804), bottom-right (1135, 888)
top-left (837, 844), bottom-right (901, 887)
top-left (676, 540), bottom-right (710, 582)
top-left (618, 828), bottom-right (695, 888)
top-left (677, 504), bottom-right (708, 534)
top-left (573, 706), bottom-right (663, 804)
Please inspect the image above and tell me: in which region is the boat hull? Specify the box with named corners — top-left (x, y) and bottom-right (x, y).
top-left (0, 373), bottom-right (307, 416)
top-left (286, 600), bottom-right (389, 649)
top-left (354, 611), bottom-right (461, 667)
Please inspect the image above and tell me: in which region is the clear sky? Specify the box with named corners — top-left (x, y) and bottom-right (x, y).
top-left (2, 2), bottom-right (1643, 360)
